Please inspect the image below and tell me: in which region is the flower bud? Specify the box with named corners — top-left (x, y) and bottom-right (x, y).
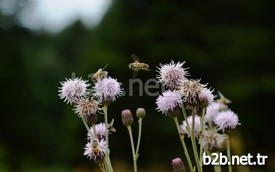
top-left (136, 108), bottom-right (146, 119)
top-left (171, 157), bottom-right (185, 172)
top-left (121, 109), bottom-right (133, 126)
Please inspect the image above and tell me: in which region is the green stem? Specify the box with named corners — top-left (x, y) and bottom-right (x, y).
top-left (81, 117), bottom-right (93, 137)
top-left (190, 108), bottom-right (202, 172)
top-left (226, 134), bottom-right (232, 172)
top-left (199, 108), bottom-right (206, 166)
top-left (206, 150), bottom-right (221, 172)
top-left (102, 105), bottom-right (109, 146)
top-left (173, 117), bottom-right (194, 172)
top-left (127, 126), bottom-right (137, 172)
top-left (135, 118), bottom-right (142, 159)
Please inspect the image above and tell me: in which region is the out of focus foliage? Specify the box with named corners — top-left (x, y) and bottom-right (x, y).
top-left (1, 0), bottom-right (275, 171)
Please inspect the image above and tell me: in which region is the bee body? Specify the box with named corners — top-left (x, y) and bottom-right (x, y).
top-left (128, 61), bottom-right (150, 71)
top-left (91, 65), bottom-right (108, 82)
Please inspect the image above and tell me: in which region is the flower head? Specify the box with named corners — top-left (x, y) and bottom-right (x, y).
top-left (121, 109), bottom-right (134, 126)
top-left (178, 79), bottom-right (206, 106)
top-left (74, 98), bottom-right (98, 119)
top-left (84, 139), bottom-right (107, 163)
top-left (198, 88), bottom-right (214, 108)
top-left (58, 77), bottom-right (90, 104)
top-left (156, 90), bottom-right (182, 117)
top-left (93, 77), bottom-right (122, 104)
top-left (171, 157), bottom-right (185, 172)
top-left (88, 123), bottom-right (108, 140)
top-left (201, 128), bottom-right (226, 150)
top-left (157, 60), bottom-right (188, 89)
top-left (205, 102), bottom-right (221, 123)
top-left (214, 110), bottom-right (240, 132)
top-left (180, 115), bottom-right (201, 138)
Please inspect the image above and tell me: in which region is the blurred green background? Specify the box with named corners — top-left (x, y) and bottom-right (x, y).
top-left (1, 0), bottom-right (275, 171)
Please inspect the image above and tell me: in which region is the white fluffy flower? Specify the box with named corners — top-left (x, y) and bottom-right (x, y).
top-left (214, 110), bottom-right (240, 132)
top-left (205, 102), bottom-right (221, 123)
top-left (58, 78), bottom-right (90, 104)
top-left (93, 77), bottom-right (122, 104)
top-left (74, 98), bottom-right (98, 118)
top-left (180, 115), bottom-right (201, 138)
top-left (84, 139), bottom-right (107, 162)
top-left (157, 60), bottom-right (188, 89)
top-left (156, 90), bottom-right (182, 115)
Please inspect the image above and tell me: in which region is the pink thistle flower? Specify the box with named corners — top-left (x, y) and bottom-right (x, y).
top-left (214, 110), bottom-right (240, 132)
top-left (171, 157), bottom-right (185, 172)
top-left (157, 60), bottom-right (189, 89)
top-left (93, 77), bottom-right (122, 104)
top-left (58, 77), bottom-right (90, 104)
top-left (205, 102), bottom-right (221, 123)
top-left (198, 88), bottom-right (214, 107)
top-left (88, 122), bottom-right (108, 140)
top-left (74, 98), bottom-right (98, 119)
top-left (156, 90), bottom-right (182, 116)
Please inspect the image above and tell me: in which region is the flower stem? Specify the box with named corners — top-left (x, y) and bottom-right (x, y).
top-left (102, 105), bottom-right (109, 146)
top-left (81, 117), bottom-right (93, 137)
top-left (173, 117), bottom-right (194, 172)
top-left (199, 108), bottom-right (206, 166)
top-left (190, 108), bottom-right (202, 172)
top-left (135, 118), bottom-right (143, 160)
top-left (226, 134), bottom-right (232, 172)
top-left (127, 126), bottom-right (137, 172)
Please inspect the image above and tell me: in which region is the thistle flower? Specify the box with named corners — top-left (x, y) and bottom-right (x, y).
top-left (178, 79), bottom-right (206, 106)
top-left (93, 77), bottom-right (122, 105)
top-left (156, 90), bottom-right (182, 117)
top-left (214, 110), bottom-right (240, 132)
top-left (201, 128), bottom-right (226, 150)
top-left (88, 123), bottom-right (108, 140)
top-left (157, 60), bottom-right (188, 89)
top-left (58, 77), bottom-right (90, 104)
top-left (74, 98), bottom-right (98, 119)
top-left (171, 157), bottom-right (185, 172)
top-left (205, 102), bottom-right (221, 123)
top-left (180, 115), bottom-right (201, 138)
top-left (84, 139), bottom-right (108, 163)
top-left (136, 108), bottom-right (146, 119)
top-left (121, 109), bottom-right (134, 126)
top-left (198, 88), bottom-right (214, 108)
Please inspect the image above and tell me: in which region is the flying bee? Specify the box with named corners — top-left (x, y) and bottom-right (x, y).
top-left (90, 64), bottom-right (108, 82)
top-left (108, 118), bottom-right (116, 133)
top-left (128, 54), bottom-right (150, 78)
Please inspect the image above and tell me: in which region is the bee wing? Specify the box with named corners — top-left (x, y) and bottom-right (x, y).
top-left (131, 54), bottom-right (139, 62)
top-left (131, 70), bottom-right (139, 79)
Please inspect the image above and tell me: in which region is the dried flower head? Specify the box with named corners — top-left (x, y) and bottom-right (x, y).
top-left (179, 79), bottom-right (206, 106)
top-left (84, 139), bottom-right (107, 163)
top-left (93, 77), bottom-right (122, 104)
top-left (157, 60), bottom-right (188, 89)
top-left (74, 98), bottom-right (98, 119)
top-left (201, 128), bottom-right (226, 150)
top-left (180, 115), bottom-right (201, 138)
top-left (214, 110), bottom-right (240, 132)
top-left (58, 77), bottom-right (90, 104)
top-left (156, 90), bottom-right (182, 117)
top-left (171, 157), bottom-right (185, 172)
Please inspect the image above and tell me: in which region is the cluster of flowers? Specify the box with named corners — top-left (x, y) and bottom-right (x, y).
top-left (58, 74), bottom-right (122, 171)
top-left (155, 61), bottom-right (240, 172)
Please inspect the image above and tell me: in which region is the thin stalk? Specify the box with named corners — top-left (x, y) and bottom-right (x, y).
top-left (135, 118), bottom-right (143, 159)
top-left (226, 134), bottom-right (232, 172)
top-left (127, 126), bottom-right (137, 172)
top-left (199, 108), bottom-right (206, 166)
top-left (206, 150), bottom-right (221, 172)
top-left (92, 124), bottom-right (98, 140)
top-left (102, 105), bottom-right (109, 145)
top-left (190, 108), bottom-right (202, 172)
top-left (81, 117), bottom-right (93, 137)
top-left (173, 117), bottom-right (194, 172)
